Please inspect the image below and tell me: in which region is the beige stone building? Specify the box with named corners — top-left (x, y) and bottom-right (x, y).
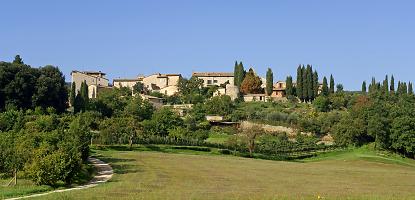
top-left (192, 72), bottom-right (234, 87)
top-left (113, 73), bottom-right (181, 96)
top-left (213, 84), bottom-right (240, 100)
top-left (71, 71), bottom-right (109, 99)
top-left (271, 81), bottom-right (287, 98)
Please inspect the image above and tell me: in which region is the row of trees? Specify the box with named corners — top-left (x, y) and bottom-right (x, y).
top-left (285, 65), bottom-right (337, 102)
top-left (362, 75), bottom-right (414, 95)
top-left (0, 55), bottom-right (68, 112)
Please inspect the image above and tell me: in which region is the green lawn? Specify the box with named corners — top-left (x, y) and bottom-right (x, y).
top-left (16, 145), bottom-right (415, 200)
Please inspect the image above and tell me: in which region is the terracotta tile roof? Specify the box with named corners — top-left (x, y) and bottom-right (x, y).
top-left (192, 72), bottom-right (234, 77)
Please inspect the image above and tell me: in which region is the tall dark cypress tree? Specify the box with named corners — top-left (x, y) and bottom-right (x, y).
top-left (266, 68), bottom-right (273, 96)
top-left (329, 74), bottom-right (335, 94)
top-left (302, 65), bottom-right (308, 102)
top-left (362, 81), bottom-right (367, 94)
top-left (70, 82), bottom-right (76, 106)
top-left (296, 65), bottom-right (303, 101)
top-left (403, 82), bottom-right (408, 94)
top-left (80, 81), bottom-right (89, 110)
top-left (306, 65), bottom-right (313, 101)
top-left (390, 75), bottom-right (395, 93)
top-left (12, 55), bottom-right (24, 64)
top-left (397, 81), bottom-right (402, 95)
top-left (313, 70), bottom-right (319, 99)
top-left (322, 77), bottom-right (329, 96)
top-left (233, 61), bottom-right (239, 86)
top-left (383, 75), bottom-right (389, 95)
top-left (408, 82), bottom-right (413, 95)
top-left (286, 76), bottom-right (294, 96)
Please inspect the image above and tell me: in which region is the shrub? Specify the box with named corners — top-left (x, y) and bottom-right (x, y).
top-left (171, 146), bottom-right (211, 152)
top-left (218, 149), bottom-right (231, 155)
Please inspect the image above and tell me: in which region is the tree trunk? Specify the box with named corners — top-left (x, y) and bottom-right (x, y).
top-left (13, 168), bottom-right (17, 186)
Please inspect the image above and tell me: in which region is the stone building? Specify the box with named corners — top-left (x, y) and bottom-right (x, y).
top-left (192, 72), bottom-right (234, 87)
top-left (113, 73), bottom-right (181, 96)
top-left (71, 70), bottom-right (109, 99)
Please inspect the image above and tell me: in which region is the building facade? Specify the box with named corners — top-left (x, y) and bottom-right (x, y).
top-left (192, 72), bottom-right (234, 87)
top-left (71, 71), bottom-right (109, 99)
top-left (113, 73), bottom-right (181, 96)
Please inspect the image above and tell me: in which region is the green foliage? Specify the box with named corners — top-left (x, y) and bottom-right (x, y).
top-left (168, 127), bottom-right (209, 141)
top-left (265, 68), bottom-right (273, 95)
top-left (123, 96), bottom-right (154, 121)
top-left (313, 96), bottom-right (330, 112)
top-left (285, 76), bottom-right (294, 97)
top-left (240, 68), bottom-right (262, 94)
top-left (132, 82), bottom-right (145, 95)
top-left (296, 65), bottom-right (303, 100)
top-left (329, 74), bottom-right (335, 94)
top-left (322, 77), bottom-right (329, 96)
top-left (234, 61), bottom-right (245, 87)
top-left (203, 95), bottom-right (234, 116)
top-left (361, 81), bottom-right (367, 94)
top-left (142, 107), bottom-right (183, 136)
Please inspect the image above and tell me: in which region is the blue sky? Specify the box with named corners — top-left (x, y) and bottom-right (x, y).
top-left (1, 0), bottom-right (414, 90)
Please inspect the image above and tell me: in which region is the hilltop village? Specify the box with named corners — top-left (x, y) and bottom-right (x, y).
top-left (71, 67), bottom-right (290, 105)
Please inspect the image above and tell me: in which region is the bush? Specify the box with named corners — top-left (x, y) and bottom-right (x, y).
top-left (171, 146), bottom-right (211, 152)
top-left (218, 149), bottom-right (231, 155)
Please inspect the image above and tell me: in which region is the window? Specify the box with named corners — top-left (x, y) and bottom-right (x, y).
top-left (207, 80), bottom-right (212, 85)
top-left (213, 80), bottom-right (218, 84)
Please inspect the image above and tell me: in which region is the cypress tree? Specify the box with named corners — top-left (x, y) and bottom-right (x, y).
top-left (409, 82), bottom-right (413, 95)
top-left (233, 61), bottom-right (239, 86)
top-left (296, 65), bottom-right (303, 101)
top-left (403, 82), bottom-right (408, 94)
top-left (322, 76), bottom-right (329, 96)
top-left (302, 65), bottom-right (308, 102)
top-left (12, 55), bottom-right (24, 64)
top-left (306, 65), bottom-right (313, 101)
top-left (390, 75), bottom-right (395, 93)
top-left (329, 74), bottom-right (335, 94)
top-left (383, 75), bottom-right (389, 95)
top-left (80, 81), bottom-right (89, 109)
top-left (397, 81), bottom-right (401, 95)
top-left (313, 70), bottom-right (319, 99)
top-left (265, 68), bottom-right (273, 96)
top-left (70, 82), bottom-right (76, 106)
top-left (362, 81), bottom-right (367, 94)
top-left (286, 76), bottom-right (294, 96)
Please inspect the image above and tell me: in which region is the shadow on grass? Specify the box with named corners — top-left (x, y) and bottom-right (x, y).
top-left (93, 154), bottom-right (144, 176)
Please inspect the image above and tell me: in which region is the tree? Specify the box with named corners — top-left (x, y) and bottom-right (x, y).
top-left (313, 96), bottom-right (330, 112)
top-left (383, 75), bottom-right (389, 95)
top-left (296, 65), bottom-right (303, 101)
top-left (132, 82), bottom-right (144, 95)
top-left (329, 74), bottom-right (335, 94)
top-left (123, 96), bottom-right (154, 121)
top-left (265, 68), bottom-right (273, 96)
top-left (234, 61), bottom-right (245, 87)
top-left (32, 65), bottom-right (68, 112)
top-left (241, 126), bottom-right (263, 157)
top-left (142, 107), bottom-right (183, 136)
top-left (390, 75), bottom-right (395, 93)
top-left (12, 55), bottom-right (24, 65)
top-left (285, 76), bottom-right (294, 96)
top-left (240, 68), bottom-right (263, 94)
top-left (70, 82), bottom-right (76, 106)
top-left (322, 77), bottom-right (329, 96)
top-left (336, 84), bottom-right (344, 93)
top-left (305, 65), bottom-right (313, 102)
top-left (302, 66), bottom-right (308, 102)
top-left (313, 70), bottom-right (319, 99)
top-left (390, 116), bottom-right (415, 157)
top-left (204, 95), bottom-right (234, 116)
top-left (409, 82), bottom-right (414, 95)
top-left (361, 81), bottom-right (367, 94)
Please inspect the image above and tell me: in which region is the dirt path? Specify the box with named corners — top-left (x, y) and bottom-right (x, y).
top-left (6, 157), bottom-right (113, 200)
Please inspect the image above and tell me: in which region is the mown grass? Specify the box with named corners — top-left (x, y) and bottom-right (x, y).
top-left (0, 162), bottom-right (96, 200)
top-left (25, 145), bottom-right (415, 200)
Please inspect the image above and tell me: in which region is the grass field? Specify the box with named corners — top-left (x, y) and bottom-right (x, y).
top-left (9, 145), bottom-right (413, 200)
